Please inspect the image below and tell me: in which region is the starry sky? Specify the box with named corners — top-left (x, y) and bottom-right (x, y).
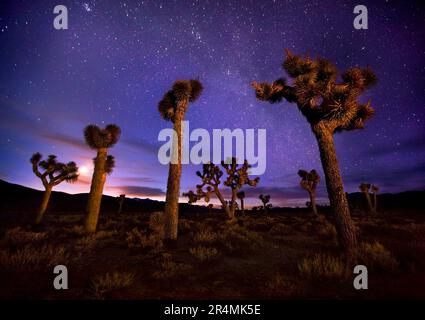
top-left (0, 0), bottom-right (424, 207)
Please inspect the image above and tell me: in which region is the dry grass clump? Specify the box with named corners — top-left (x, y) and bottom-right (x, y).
top-left (268, 223), bottom-right (293, 236)
top-left (217, 225), bottom-right (264, 254)
top-left (152, 253), bottom-right (192, 279)
top-left (265, 273), bottom-right (297, 295)
top-left (316, 220), bottom-right (337, 242)
top-left (89, 271), bottom-right (135, 299)
top-left (357, 241), bottom-right (398, 271)
top-left (0, 244), bottom-right (69, 270)
top-left (298, 254), bottom-right (348, 280)
top-left (178, 219), bottom-right (193, 234)
top-left (3, 227), bottom-right (47, 248)
top-left (126, 212), bottom-right (164, 252)
top-left (189, 246), bottom-right (219, 262)
top-left (193, 226), bottom-right (216, 243)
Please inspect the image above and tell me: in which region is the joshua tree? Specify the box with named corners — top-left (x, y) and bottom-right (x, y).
top-left (259, 194), bottom-right (272, 214)
top-left (184, 158), bottom-right (259, 221)
top-left (359, 183), bottom-right (373, 213)
top-left (84, 124), bottom-right (121, 233)
top-left (371, 184), bottom-right (379, 212)
top-left (158, 79), bottom-right (203, 240)
top-left (117, 194), bottom-right (126, 214)
top-left (207, 203), bottom-right (214, 213)
top-left (30, 153), bottom-right (78, 225)
top-left (237, 191), bottom-right (246, 215)
top-left (298, 169), bottom-right (320, 216)
top-left (252, 50), bottom-right (377, 253)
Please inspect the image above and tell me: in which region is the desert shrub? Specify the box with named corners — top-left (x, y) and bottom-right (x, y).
top-left (269, 223), bottom-right (293, 236)
top-left (266, 273), bottom-right (297, 294)
top-left (148, 211), bottom-right (164, 234)
top-left (357, 241), bottom-right (398, 271)
top-left (152, 254), bottom-right (192, 279)
top-left (217, 225), bottom-right (264, 254)
top-left (3, 227), bottom-right (47, 248)
top-left (317, 221), bottom-right (337, 242)
top-left (63, 225), bottom-right (86, 237)
top-left (0, 244), bottom-right (68, 270)
top-left (89, 271), bottom-right (135, 299)
top-left (193, 227), bottom-right (216, 243)
top-left (178, 219), bottom-right (193, 234)
top-left (126, 227), bottom-right (163, 251)
top-left (298, 254), bottom-right (348, 280)
top-left (189, 246), bottom-right (219, 262)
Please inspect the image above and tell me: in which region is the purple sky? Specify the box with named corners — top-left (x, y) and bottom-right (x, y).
top-left (0, 0), bottom-right (424, 207)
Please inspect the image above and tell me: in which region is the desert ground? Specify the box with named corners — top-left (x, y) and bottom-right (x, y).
top-left (1, 204), bottom-right (424, 300)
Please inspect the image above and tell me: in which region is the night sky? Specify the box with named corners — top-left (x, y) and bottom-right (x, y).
top-left (0, 0), bottom-right (424, 207)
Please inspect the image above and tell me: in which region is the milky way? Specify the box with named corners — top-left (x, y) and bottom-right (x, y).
top-left (0, 0), bottom-right (424, 207)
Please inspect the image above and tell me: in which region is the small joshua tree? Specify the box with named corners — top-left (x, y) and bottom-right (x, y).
top-left (84, 124), bottom-right (121, 233)
top-left (184, 158), bottom-right (259, 221)
top-left (259, 194), bottom-right (272, 214)
top-left (359, 183), bottom-right (373, 213)
top-left (237, 191), bottom-right (246, 215)
top-left (252, 50), bottom-right (377, 254)
top-left (117, 194), bottom-right (126, 214)
top-left (158, 79), bottom-right (203, 240)
top-left (30, 153), bottom-right (78, 225)
top-left (298, 169), bottom-right (320, 217)
top-left (371, 184), bottom-right (379, 213)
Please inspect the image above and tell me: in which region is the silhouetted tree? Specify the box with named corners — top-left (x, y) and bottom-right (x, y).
top-left (158, 79), bottom-right (203, 240)
top-left (371, 184), bottom-right (379, 213)
top-left (237, 191), bottom-right (246, 215)
top-left (259, 194), bottom-right (272, 214)
top-left (84, 124), bottom-right (120, 232)
top-left (184, 158), bottom-right (259, 221)
top-left (252, 50), bottom-right (377, 254)
top-left (30, 153), bottom-right (78, 224)
top-left (298, 169), bottom-right (320, 216)
top-left (359, 183), bottom-right (373, 213)
top-left (117, 194), bottom-right (126, 214)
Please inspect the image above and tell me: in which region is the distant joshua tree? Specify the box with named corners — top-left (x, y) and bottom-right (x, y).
top-left (298, 169), bottom-right (320, 217)
top-left (184, 158), bottom-right (259, 222)
top-left (237, 191), bottom-right (246, 215)
top-left (117, 194), bottom-right (126, 214)
top-left (84, 124), bottom-right (121, 233)
top-left (158, 79), bottom-right (203, 240)
top-left (259, 194), bottom-right (272, 214)
top-left (252, 49), bottom-right (377, 254)
top-left (30, 153), bottom-right (78, 225)
top-left (359, 183), bottom-right (373, 213)
top-left (371, 184), bottom-right (379, 212)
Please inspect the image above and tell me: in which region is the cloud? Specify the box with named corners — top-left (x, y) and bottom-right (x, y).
top-left (122, 138), bottom-right (158, 155)
top-left (115, 176), bottom-right (158, 184)
top-left (39, 132), bottom-right (87, 150)
top-left (109, 185), bottom-right (165, 197)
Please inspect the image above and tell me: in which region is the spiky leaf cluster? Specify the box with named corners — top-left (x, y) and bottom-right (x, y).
top-left (158, 79), bottom-right (203, 122)
top-left (259, 194), bottom-right (272, 209)
top-left (84, 124), bottom-right (121, 149)
top-left (236, 191), bottom-right (245, 200)
top-left (221, 158), bottom-right (260, 190)
top-left (298, 169), bottom-right (320, 193)
top-left (252, 50), bottom-right (377, 132)
top-left (30, 153), bottom-right (79, 187)
top-left (371, 185), bottom-right (379, 193)
top-left (359, 182), bottom-right (371, 193)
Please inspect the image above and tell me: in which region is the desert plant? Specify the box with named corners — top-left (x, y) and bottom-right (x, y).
top-left (237, 191), bottom-right (246, 215)
top-left (252, 50), bottom-right (377, 254)
top-left (298, 169), bottom-right (320, 216)
top-left (298, 254), bottom-right (348, 280)
top-left (259, 194), bottom-right (272, 214)
top-left (117, 194), bottom-right (126, 214)
top-left (184, 158), bottom-right (259, 221)
top-left (358, 241), bottom-right (398, 271)
top-left (89, 271), bottom-right (135, 299)
top-left (359, 183), bottom-right (373, 213)
top-left (193, 226), bottom-right (216, 243)
top-left (30, 153), bottom-right (79, 224)
top-left (158, 79), bottom-right (203, 240)
top-left (83, 124), bottom-right (121, 233)
top-left (189, 246), bottom-right (219, 262)
top-left (4, 227), bottom-right (47, 248)
top-left (371, 184), bottom-right (379, 212)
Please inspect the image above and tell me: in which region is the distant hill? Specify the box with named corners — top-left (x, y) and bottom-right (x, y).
top-left (0, 179), bottom-right (424, 216)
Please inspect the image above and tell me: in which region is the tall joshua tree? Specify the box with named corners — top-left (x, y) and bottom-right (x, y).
top-left (298, 169), bottom-right (320, 217)
top-left (84, 124), bottom-right (120, 233)
top-left (158, 79), bottom-right (203, 240)
top-left (359, 183), bottom-right (373, 213)
top-left (371, 184), bottom-right (379, 213)
top-left (117, 194), bottom-right (126, 214)
top-left (31, 153), bottom-right (78, 224)
top-left (252, 50), bottom-right (377, 253)
top-left (237, 191), bottom-right (246, 215)
top-left (259, 194), bottom-right (272, 214)
top-left (184, 158), bottom-right (259, 221)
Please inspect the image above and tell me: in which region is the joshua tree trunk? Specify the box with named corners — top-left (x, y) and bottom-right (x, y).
top-left (363, 192), bottom-right (373, 213)
top-left (214, 186), bottom-right (232, 220)
top-left (35, 185), bottom-right (52, 225)
top-left (85, 148), bottom-right (107, 233)
top-left (373, 193), bottom-right (377, 213)
top-left (240, 199), bottom-right (245, 215)
top-left (309, 191), bottom-right (318, 217)
top-left (313, 123), bottom-right (358, 254)
top-left (230, 189), bottom-right (237, 220)
top-left (164, 101), bottom-right (186, 240)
